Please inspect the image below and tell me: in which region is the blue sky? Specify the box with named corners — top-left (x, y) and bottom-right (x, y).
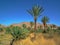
top-left (0, 0), bottom-right (60, 26)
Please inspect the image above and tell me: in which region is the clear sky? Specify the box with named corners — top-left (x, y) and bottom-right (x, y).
top-left (0, 0), bottom-right (60, 26)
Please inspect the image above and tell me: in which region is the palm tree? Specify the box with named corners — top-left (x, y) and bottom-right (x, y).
top-left (41, 16), bottom-right (49, 30)
top-left (10, 26), bottom-right (29, 45)
top-left (10, 26), bottom-right (21, 45)
top-left (27, 5), bottom-right (44, 30)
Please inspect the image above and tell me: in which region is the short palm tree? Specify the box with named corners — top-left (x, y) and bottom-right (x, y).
top-left (27, 5), bottom-right (44, 30)
top-left (41, 16), bottom-right (49, 30)
top-left (10, 26), bottom-right (21, 45)
top-left (10, 26), bottom-right (29, 45)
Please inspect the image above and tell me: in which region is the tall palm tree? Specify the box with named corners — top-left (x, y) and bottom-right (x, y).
top-left (27, 5), bottom-right (44, 30)
top-left (41, 16), bottom-right (49, 30)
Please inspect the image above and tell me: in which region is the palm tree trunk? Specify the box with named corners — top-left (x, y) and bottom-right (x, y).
top-left (32, 18), bottom-right (37, 40)
top-left (34, 19), bottom-right (37, 30)
top-left (10, 39), bottom-right (15, 45)
top-left (44, 23), bottom-right (46, 30)
top-left (43, 23), bottom-right (46, 33)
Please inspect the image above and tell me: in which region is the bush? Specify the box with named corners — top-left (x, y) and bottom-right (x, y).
top-left (21, 28), bottom-right (30, 38)
top-left (11, 26), bottom-right (30, 40)
top-left (46, 27), bottom-right (51, 33)
top-left (22, 24), bottom-right (27, 28)
top-left (57, 27), bottom-right (60, 30)
top-left (30, 29), bottom-right (35, 33)
top-left (0, 28), bottom-right (3, 32)
top-left (27, 27), bottom-right (31, 30)
top-left (35, 29), bottom-right (43, 33)
top-left (43, 27), bottom-right (53, 33)
top-left (5, 27), bottom-right (11, 34)
top-left (54, 29), bottom-right (60, 35)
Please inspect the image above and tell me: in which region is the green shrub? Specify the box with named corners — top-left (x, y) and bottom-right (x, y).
top-left (30, 29), bottom-right (35, 33)
top-left (22, 24), bottom-right (27, 28)
top-left (11, 26), bottom-right (30, 40)
top-left (46, 27), bottom-right (51, 33)
top-left (5, 27), bottom-right (11, 34)
top-left (57, 27), bottom-right (60, 30)
top-left (0, 28), bottom-right (3, 32)
top-left (27, 27), bottom-right (31, 30)
top-left (35, 29), bottom-right (43, 33)
top-left (55, 29), bottom-right (60, 35)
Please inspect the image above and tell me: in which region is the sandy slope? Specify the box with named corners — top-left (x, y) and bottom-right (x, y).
top-left (13, 33), bottom-right (57, 45)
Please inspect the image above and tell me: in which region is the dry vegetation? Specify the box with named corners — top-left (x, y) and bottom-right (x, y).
top-left (0, 32), bottom-right (60, 45)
